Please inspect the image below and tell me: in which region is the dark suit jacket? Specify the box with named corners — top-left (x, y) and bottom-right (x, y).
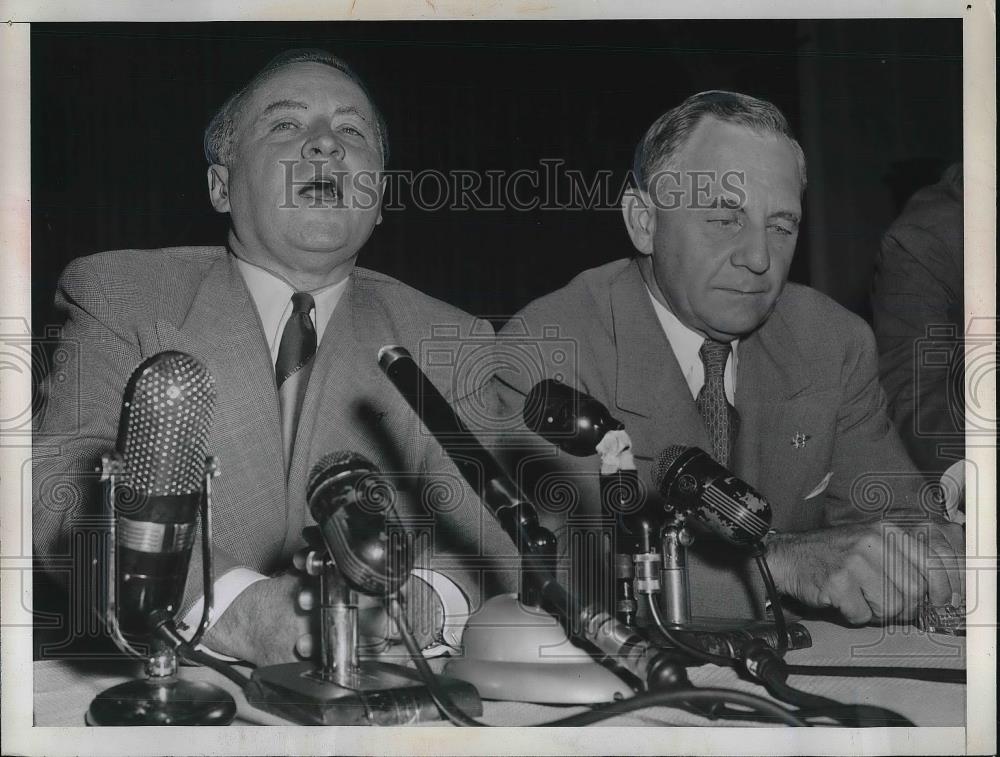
top-left (873, 163), bottom-right (964, 476)
top-left (33, 247), bottom-right (517, 651)
top-left (496, 258), bottom-right (927, 618)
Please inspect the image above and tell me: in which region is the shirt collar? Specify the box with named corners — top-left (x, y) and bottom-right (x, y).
top-left (646, 286), bottom-right (738, 401)
top-left (234, 255), bottom-right (349, 355)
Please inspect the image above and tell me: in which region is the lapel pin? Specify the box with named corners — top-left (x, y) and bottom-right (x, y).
top-left (791, 432), bottom-right (810, 449)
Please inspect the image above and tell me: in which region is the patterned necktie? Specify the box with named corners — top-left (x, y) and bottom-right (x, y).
top-left (696, 338), bottom-right (740, 468)
top-left (275, 291), bottom-right (317, 469)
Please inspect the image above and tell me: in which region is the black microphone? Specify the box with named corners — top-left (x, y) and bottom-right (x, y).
top-left (651, 446), bottom-right (772, 547)
top-left (113, 351), bottom-right (216, 636)
top-left (307, 451), bottom-right (412, 595)
top-left (523, 378), bottom-right (624, 456)
top-left (379, 346), bottom-right (698, 690)
top-left (523, 379), bottom-right (655, 536)
top-left (378, 345), bottom-right (533, 533)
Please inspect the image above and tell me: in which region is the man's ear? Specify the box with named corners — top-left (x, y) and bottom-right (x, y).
top-left (622, 186), bottom-right (656, 256)
top-left (207, 165), bottom-right (231, 213)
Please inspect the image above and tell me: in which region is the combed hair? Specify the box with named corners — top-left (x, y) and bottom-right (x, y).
top-left (630, 90), bottom-right (806, 192)
top-left (203, 48), bottom-right (389, 166)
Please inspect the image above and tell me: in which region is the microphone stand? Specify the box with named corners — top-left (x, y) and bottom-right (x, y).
top-left (243, 528), bottom-right (482, 725)
top-left (636, 513), bottom-right (812, 662)
top-left (87, 454), bottom-right (236, 726)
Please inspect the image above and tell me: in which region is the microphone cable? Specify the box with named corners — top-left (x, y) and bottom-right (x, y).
top-left (752, 545), bottom-right (964, 684)
top-left (753, 549), bottom-right (789, 654)
top-left (646, 589), bottom-right (916, 727)
top-left (784, 663), bottom-right (964, 684)
top-left (740, 640), bottom-right (915, 727)
top-left (152, 613), bottom-right (253, 690)
top-left (537, 686), bottom-right (809, 727)
top-left (647, 590), bottom-right (737, 668)
top-left (388, 594), bottom-right (810, 727)
top-left (388, 593), bottom-right (487, 727)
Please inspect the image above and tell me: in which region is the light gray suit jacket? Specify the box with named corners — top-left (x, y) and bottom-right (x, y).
top-left (496, 258), bottom-right (928, 619)
top-left (34, 247), bottom-right (518, 646)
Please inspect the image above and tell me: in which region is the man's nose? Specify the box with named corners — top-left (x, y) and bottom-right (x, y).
top-left (302, 127), bottom-right (345, 159)
top-left (731, 225), bottom-right (771, 274)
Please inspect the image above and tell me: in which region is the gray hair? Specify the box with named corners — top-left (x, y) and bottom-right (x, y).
top-left (630, 90), bottom-right (806, 193)
top-left (203, 48), bottom-right (389, 166)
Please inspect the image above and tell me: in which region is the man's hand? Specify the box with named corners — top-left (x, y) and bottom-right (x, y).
top-left (200, 570), bottom-right (437, 665)
top-left (766, 521), bottom-right (964, 625)
top-left (294, 586), bottom-right (400, 658)
top-left (201, 573), bottom-right (314, 666)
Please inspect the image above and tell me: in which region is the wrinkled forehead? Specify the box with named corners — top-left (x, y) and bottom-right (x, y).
top-left (652, 118), bottom-right (803, 209)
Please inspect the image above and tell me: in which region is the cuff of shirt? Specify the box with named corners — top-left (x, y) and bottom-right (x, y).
top-left (408, 568), bottom-right (470, 657)
top-left (179, 567), bottom-right (269, 661)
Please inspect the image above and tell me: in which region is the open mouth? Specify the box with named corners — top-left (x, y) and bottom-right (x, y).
top-left (298, 176), bottom-right (342, 205)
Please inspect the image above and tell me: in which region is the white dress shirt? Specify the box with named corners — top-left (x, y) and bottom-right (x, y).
top-left (235, 256), bottom-right (349, 362)
top-left (646, 288), bottom-right (738, 403)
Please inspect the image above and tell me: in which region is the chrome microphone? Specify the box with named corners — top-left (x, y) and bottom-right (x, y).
top-left (651, 446), bottom-right (772, 547)
top-left (307, 451), bottom-right (412, 596)
top-left (89, 350), bottom-right (235, 727)
top-left (114, 351), bottom-right (216, 635)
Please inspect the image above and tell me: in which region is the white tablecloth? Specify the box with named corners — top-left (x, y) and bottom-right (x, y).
top-left (33, 621), bottom-right (965, 728)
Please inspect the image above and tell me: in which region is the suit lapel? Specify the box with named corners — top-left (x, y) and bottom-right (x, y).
top-left (610, 261), bottom-right (710, 457)
top-left (734, 298), bottom-right (813, 502)
top-left (154, 253), bottom-right (287, 537)
top-left (282, 273), bottom-right (409, 553)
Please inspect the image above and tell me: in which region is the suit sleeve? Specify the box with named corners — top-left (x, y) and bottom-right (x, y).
top-left (33, 258), bottom-right (243, 631)
top-left (821, 318), bottom-right (931, 526)
top-left (34, 259), bottom-right (142, 579)
top-left (872, 222), bottom-right (964, 476)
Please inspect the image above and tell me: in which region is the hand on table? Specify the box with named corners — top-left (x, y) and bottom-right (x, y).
top-left (200, 572), bottom-right (400, 665)
top-left (200, 572), bottom-right (314, 666)
top-left (293, 585), bottom-right (399, 658)
top-left (766, 520), bottom-right (964, 625)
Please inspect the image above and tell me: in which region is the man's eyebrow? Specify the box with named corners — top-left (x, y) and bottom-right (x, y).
top-left (256, 101), bottom-right (372, 124)
top-left (333, 105), bottom-right (371, 123)
top-left (258, 99), bottom-right (309, 119)
top-left (771, 210), bottom-right (801, 224)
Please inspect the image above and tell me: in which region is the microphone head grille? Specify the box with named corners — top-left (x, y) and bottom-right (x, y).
top-left (651, 444), bottom-right (688, 489)
top-left (120, 352), bottom-right (215, 495)
top-left (308, 450), bottom-right (376, 500)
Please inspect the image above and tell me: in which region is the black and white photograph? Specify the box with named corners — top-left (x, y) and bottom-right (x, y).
top-left (1, 2), bottom-right (995, 755)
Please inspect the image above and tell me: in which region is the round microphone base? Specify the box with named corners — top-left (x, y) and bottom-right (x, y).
top-left (86, 676), bottom-right (237, 726)
top-left (444, 594), bottom-right (632, 704)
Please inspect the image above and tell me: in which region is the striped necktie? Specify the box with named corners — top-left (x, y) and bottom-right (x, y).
top-left (276, 291), bottom-right (317, 469)
top-left (696, 338), bottom-right (740, 468)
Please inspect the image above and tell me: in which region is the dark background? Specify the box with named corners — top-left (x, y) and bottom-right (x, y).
top-left (31, 20), bottom-right (962, 332)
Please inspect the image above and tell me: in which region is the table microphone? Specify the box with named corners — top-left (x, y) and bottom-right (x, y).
top-left (523, 378), bottom-right (624, 456)
top-left (88, 351), bottom-right (236, 726)
top-left (307, 450), bottom-right (412, 596)
top-left (378, 345), bottom-right (692, 693)
top-left (246, 450), bottom-right (482, 724)
top-left (113, 351), bottom-right (216, 636)
top-left (522, 378), bottom-right (654, 530)
top-left (651, 445), bottom-right (772, 547)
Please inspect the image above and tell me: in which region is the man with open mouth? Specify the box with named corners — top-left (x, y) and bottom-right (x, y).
top-left (33, 48), bottom-right (518, 667)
